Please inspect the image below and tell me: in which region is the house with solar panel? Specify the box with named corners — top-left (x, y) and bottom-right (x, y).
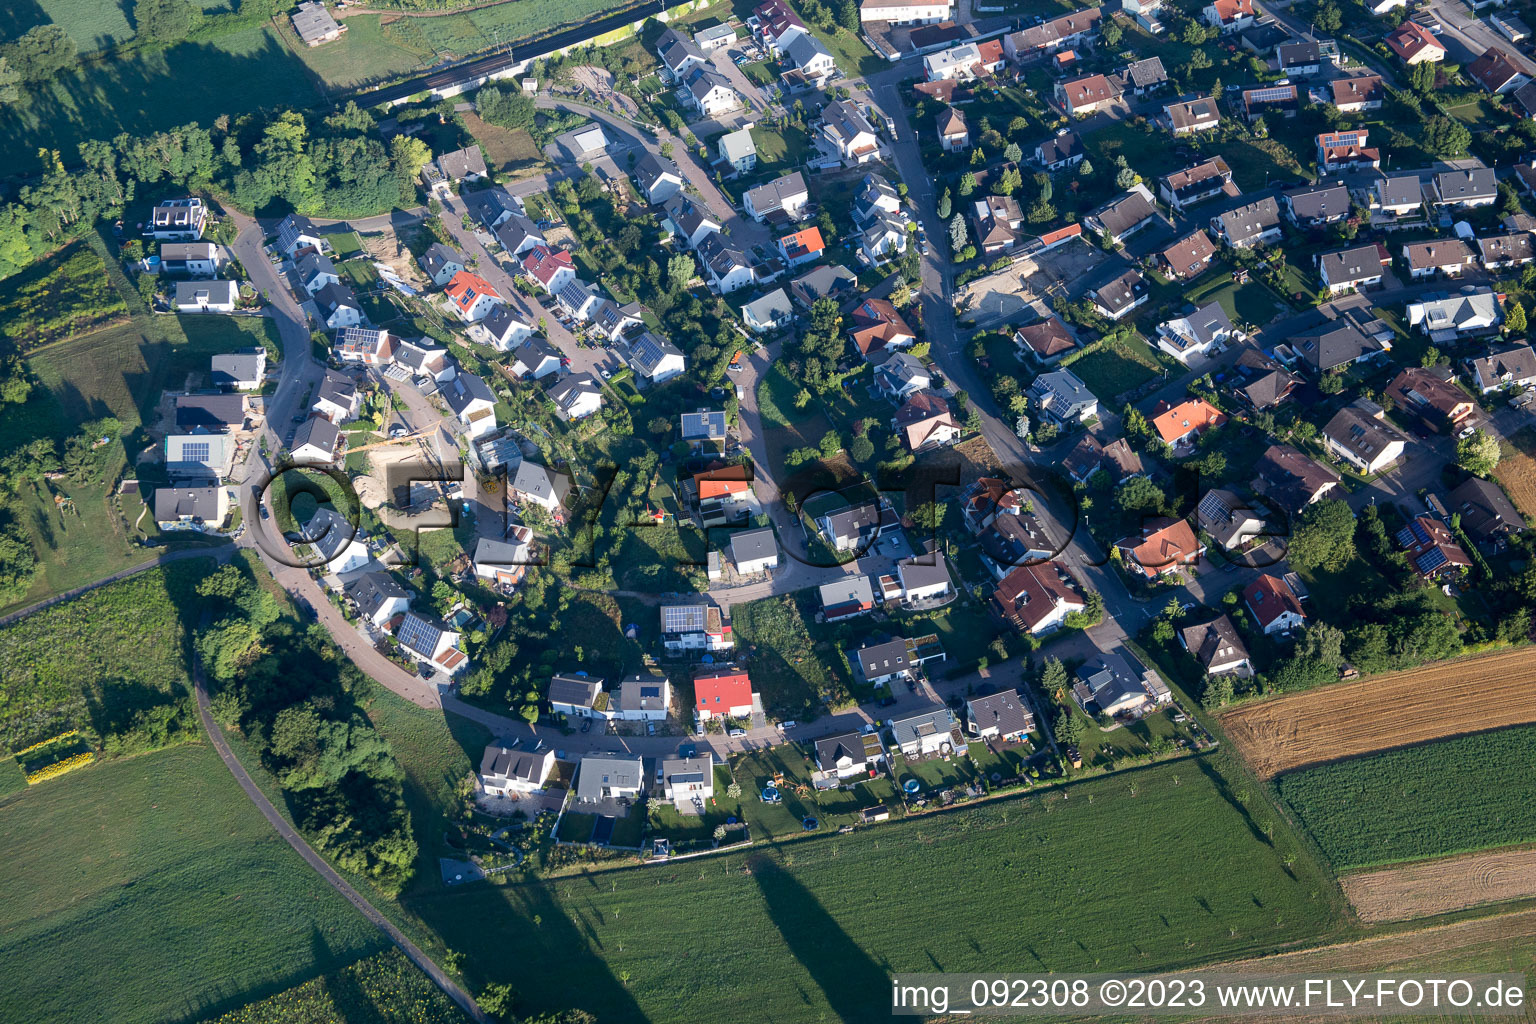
top-left (680, 409), bottom-right (727, 449)
top-left (614, 671), bottom-right (672, 721)
top-left (165, 430), bottom-right (235, 481)
top-left (442, 373), bottom-right (498, 439)
top-left (395, 611), bottom-right (469, 676)
top-left (1397, 515), bottom-right (1472, 580)
top-left (276, 213), bottom-right (325, 259)
top-left (548, 673), bottom-right (606, 718)
top-left (661, 603), bottom-right (733, 652)
top-left (625, 332), bottom-right (687, 384)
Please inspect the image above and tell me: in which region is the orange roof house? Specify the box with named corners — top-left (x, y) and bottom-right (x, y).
top-left (1115, 517), bottom-right (1204, 578)
top-left (1151, 398), bottom-right (1227, 446)
top-left (693, 465), bottom-right (753, 501)
top-left (777, 226), bottom-right (826, 265)
top-left (444, 271), bottom-right (501, 317)
top-left (847, 297), bottom-right (916, 359)
top-left (1386, 21), bottom-right (1446, 65)
top-left (693, 667), bottom-right (755, 719)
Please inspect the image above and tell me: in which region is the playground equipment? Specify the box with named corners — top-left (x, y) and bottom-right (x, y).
top-left (903, 778), bottom-right (921, 795)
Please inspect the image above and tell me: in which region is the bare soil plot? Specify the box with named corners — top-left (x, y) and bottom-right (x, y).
top-left (1494, 427), bottom-right (1536, 524)
top-left (1341, 847), bottom-right (1536, 924)
top-left (956, 239), bottom-right (1108, 326)
top-left (1218, 647), bottom-right (1536, 779)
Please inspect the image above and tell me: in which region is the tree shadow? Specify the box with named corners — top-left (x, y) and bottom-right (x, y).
top-left (748, 855), bottom-right (890, 1024)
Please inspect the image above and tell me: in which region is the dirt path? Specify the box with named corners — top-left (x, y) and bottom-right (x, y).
top-left (1341, 847), bottom-right (1536, 925)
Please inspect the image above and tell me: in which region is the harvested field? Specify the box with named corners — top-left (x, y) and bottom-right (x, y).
top-left (1218, 647), bottom-right (1536, 779)
top-left (1341, 847), bottom-right (1536, 924)
top-left (1494, 427), bottom-right (1536, 524)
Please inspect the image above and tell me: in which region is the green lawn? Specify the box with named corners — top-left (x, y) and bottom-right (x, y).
top-left (1184, 269), bottom-right (1290, 330)
top-left (0, 26), bottom-right (322, 178)
top-left (1062, 335), bottom-right (1161, 403)
top-left (0, 241), bottom-right (127, 351)
top-left (1277, 725), bottom-right (1536, 871)
top-left (401, 754), bottom-right (1345, 1024)
top-left (0, 742), bottom-right (383, 1024)
top-left (732, 591), bottom-right (854, 716)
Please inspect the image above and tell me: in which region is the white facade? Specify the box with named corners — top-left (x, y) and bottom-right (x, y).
top-left (860, 0), bottom-right (953, 23)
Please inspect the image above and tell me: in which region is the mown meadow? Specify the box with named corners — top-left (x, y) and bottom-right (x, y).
top-left (1276, 725), bottom-right (1536, 871)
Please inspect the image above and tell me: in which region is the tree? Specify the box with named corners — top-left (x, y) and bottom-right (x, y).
top-left (949, 213), bottom-right (968, 255)
top-left (0, 56), bottom-right (20, 105)
top-left (1456, 429), bottom-right (1501, 477)
top-left (1315, 0), bottom-right (1343, 32)
top-left (1421, 114), bottom-right (1471, 157)
top-left (848, 434), bottom-right (875, 462)
top-left (1114, 164), bottom-right (1137, 189)
top-left (1054, 709), bottom-right (1085, 747)
top-left (1040, 657), bottom-right (1069, 703)
top-left (667, 252), bottom-right (694, 293)
top-left (134, 0), bottom-right (203, 41)
top-left (1078, 158), bottom-right (1093, 177)
top-left (958, 172), bottom-right (977, 197)
top-left (911, 501), bottom-right (947, 530)
top-left (1114, 475), bottom-right (1166, 515)
top-left (1003, 141), bottom-right (1023, 163)
top-left (1507, 301), bottom-right (1527, 335)
top-left (1102, 18), bottom-right (1123, 47)
top-left (836, 0), bottom-right (860, 31)
top-left (1296, 621), bottom-right (1345, 670)
top-left (1409, 59), bottom-right (1436, 95)
top-left (937, 187), bottom-right (952, 219)
top-left (1420, 345), bottom-right (1442, 369)
top-left (3, 25), bottom-right (77, 83)
top-left (1286, 498), bottom-right (1356, 573)
top-left (478, 983), bottom-right (518, 1021)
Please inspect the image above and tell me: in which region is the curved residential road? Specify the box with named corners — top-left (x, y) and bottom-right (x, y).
top-left (192, 668), bottom-right (491, 1024)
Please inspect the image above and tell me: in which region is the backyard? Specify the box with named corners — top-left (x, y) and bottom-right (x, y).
top-left (1061, 333), bottom-right (1163, 403)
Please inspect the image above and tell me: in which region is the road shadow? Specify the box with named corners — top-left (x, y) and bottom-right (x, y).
top-left (748, 854), bottom-right (890, 1023)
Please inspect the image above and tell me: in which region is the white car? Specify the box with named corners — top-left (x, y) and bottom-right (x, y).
top-left (599, 367), bottom-right (612, 379)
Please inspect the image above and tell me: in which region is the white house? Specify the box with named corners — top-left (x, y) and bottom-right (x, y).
top-left (820, 100), bottom-right (880, 167)
top-left (1244, 574), bottom-right (1307, 634)
top-left (718, 128), bottom-right (758, 173)
top-left (574, 754), bottom-right (644, 803)
top-left (743, 172), bottom-right (810, 223)
top-left (1323, 402), bottom-right (1408, 474)
top-left (546, 372), bottom-right (605, 421)
top-left (311, 370), bottom-right (362, 424)
top-left (153, 485), bottom-right (229, 532)
top-left (680, 65), bottom-right (742, 117)
top-left (1319, 244), bottom-right (1387, 294)
top-left (626, 332), bottom-right (688, 383)
top-left (442, 372), bottom-right (498, 439)
top-left (742, 288), bottom-right (794, 333)
top-left (175, 279), bottom-right (239, 313)
top-left (661, 754), bottom-right (716, 807)
top-left (896, 555), bottom-right (951, 602)
top-left (288, 417), bottom-right (341, 466)
top-left (632, 152), bottom-right (686, 205)
top-left (510, 460), bottom-right (572, 512)
top-left (730, 526), bottom-right (779, 574)
top-left (479, 744), bottom-right (555, 796)
top-left (664, 195), bottom-right (723, 249)
top-left (1155, 301), bottom-right (1236, 364)
top-left (210, 349), bottom-right (267, 391)
top-left (860, 0), bottom-right (953, 23)
top-left (397, 611), bottom-right (469, 676)
top-left (301, 507), bottom-right (372, 575)
top-left (276, 213), bottom-right (325, 258)
top-left (510, 335), bottom-right (564, 379)
top-left (444, 271), bottom-right (503, 324)
top-left (160, 241), bottom-right (223, 277)
top-left (889, 706), bottom-right (961, 757)
top-left (473, 530), bottom-right (537, 590)
top-left (419, 243), bottom-right (466, 287)
top-left (314, 282), bottom-right (363, 329)
top-left (479, 304), bottom-right (534, 352)
top-left (548, 674), bottom-right (604, 718)
top-left (1470, 344), bottom-right (1536, 393)
top-left (697, 234), bottom-right (756, 294)
top-left (343, 570), bottom-right (411, 630)
top-left (151, 197), bottom-right (209, 241)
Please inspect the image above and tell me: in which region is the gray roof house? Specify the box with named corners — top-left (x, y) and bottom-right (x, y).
top-left (632, 151), bottom-right (685, 204)
top-left (1319, 244), bottom-right (1387, 293)
top-left (1029, 368), bottom-right (1099, 425)
top-left (549, 674), bottom-right (604, 715)
top-left (510, 460), bottom-right (572, 510)
top-left (1083, 184), bottom-right (1157, 242)
top-left (210, 349), bottom-right (267, 390)
top-left (1284, 182), bottom-right (1351, 225)
top-left (574, 753), bottom-right (645, 802)
top-left (418, 243), bottom-right (465, 287)
top-left (729, 526), bottom-right (779, 573)
top-left (1210, 195), bottom-right (1282, 247)
top-left (889, 706), bottom-right (961, 756)
top-left (855, 638), bottom-right (913, 683)
top-left (153, 484), bottom-right (227, 528)
top-left (966, 689), bottom-right (1034, 741)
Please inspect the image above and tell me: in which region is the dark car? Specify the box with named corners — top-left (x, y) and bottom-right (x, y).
top-left (878, 696), bottom-right (898, 707)
top-left (259, 506), bottom-right (270, 521)
top-left (580, 719), bottom-right (592, 733)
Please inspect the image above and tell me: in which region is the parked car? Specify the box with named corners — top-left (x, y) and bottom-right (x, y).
top-left (727, 728), bottom-right (747, 738)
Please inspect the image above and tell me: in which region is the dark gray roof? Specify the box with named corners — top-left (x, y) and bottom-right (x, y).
top-left (1122, 56), bottom-right (1167, 88)
top-left (1435, 168), bottom-right (1498, 202)
top-left (314, 281), bottom-right (360, 316)
top-left (1035, 131), bottom-right (1082, 165)
top-left (820, 501), bottom-right (895, 543)
top-left (1291, 321), bottom-right (1379, 371)
top-left (479, 744), bottom-right (551, 786)
top-left (814, 731), bottom-right (868, 769)
top-left (297, 251), bottom-right (337, 286)
top-left (1319, 244), bottom-right (1384, 285)
top-left (1278, 39), bottom-right (1321, 65)
top-left (1286, 182), bottom-right (1350, 221)
top-left (314, 370), bottom-right (357, 411)
top-left (855, 638), bottom-right (910, 679)
top-left (545, 372), bottom-right (603, 411)
top-left (967, 688), bottom-right (1032, 737)
top-left (511, 460), bottom-right (571, 503)
top-left (1214, 195), bottom-right (1281, 242)
top-left (730, 526), bottom-right (777, 565)
top-left (549, 673), bottom-right (603, 710)
top-left (482, 303), bottom-right (531, 343)
top-left (442, 372), bottom-right (495, 414)
top-left (1447, 476), bottom-right (1525, 539)
top-left (175, 394), bottom-right (248, 430)
top-left (575, 753), bottom-right (644, 801)
top-left (210, 350), bottom-right (264, 387)
top-left (634, 151), bottom-right (682, 191)
top-left (680, 410), bottom-right (726, 439)
top-left (1088, 188), bottom-right (1156, 238)
top-left (743, 173), bottom-right (808, 215)
top-left (890, 705), bottom-right (958, 748)
top-left (344, 570), bottom-right (409, 620)
top-left (1377, 175), bottom-right (1424, 207)
top-left (153, 485), bottom-right (222, 522)
top-left (629, 332), bottom-right (685, 375)
top-left (1179, 614), bottom-right (1249, 669)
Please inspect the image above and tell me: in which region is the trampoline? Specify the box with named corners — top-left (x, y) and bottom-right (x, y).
top-left (903, 778), bottom-right (921, 794)
top-left (761, 786), bottom-right (781, 803)
top-left (802, 817), bottom-right (819, 831)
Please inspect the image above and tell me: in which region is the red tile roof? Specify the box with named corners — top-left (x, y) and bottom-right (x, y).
top-left (1116, 517), bottom-right (1201, 578)
top-left (1244, 574), bottom-right (1305, 631)
top-left (1151, 398), bottom-right (1227, 444)
top-left (1386, 21), bottom-right (1446, 63)
top-left (694, 668), bottom-right (753, 711)
top-left (444, 271), bottom-right (499, 313)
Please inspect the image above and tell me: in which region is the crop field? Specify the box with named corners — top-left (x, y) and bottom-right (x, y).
top-left (1494, 428), bottom-right (1536, 524)
top-left (1340, 847), bottom-right (1536, 924)
top-left (1, 26), bottom-right (320, 178)
top-left (1218, 646), bottom-right (1536, 779)
top-left (201, 949), bottom-right (468, 1024)
top-left (0, 560), bottom-right (208, 750)
top-left (400, 755), bottom-right (1345, 1023)
top-left (0, 742), bottom-right (382, 1024)
top-left (1276, 726), bottom-right (1536, 870)
top-left (0, 241), bottom-right (127, 351)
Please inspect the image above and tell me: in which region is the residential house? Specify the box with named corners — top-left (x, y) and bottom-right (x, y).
top-left (1233, 347), bottom-right (1299, 410)
top-left (1002, 9), bottom-right (1101, 62)
top-left (858, 211), bottom-right (910, 265)
top-left (574, 754), bottom-right (644, 803)
top-left (814, 730), bottom-right (886, 780)
top-left (494, 213), bottom-right (545, 258)
top-left (463, 189), bottom-right (525, 232)
top-left (1116, 516), bottom-right (1204, 578)
top-left (210, 349), bottom-right (266, 391)
top-left (1433, 168), bottom-right (1498, 208)
top-left (312, 370), bottom-right (361, 425)
top-left (1244, 574), bottom-right (1307, 634)
top-left (275, 212), bottom-right (324, 259)
top-left (151, 197), bottom-right (209, 241)
top-left (444, 271), bottom-right (502, 323)
top-left (1285, 182), bottom-right (1352, 226)
top-left (1152, 397), bottom-right (1227, 447)
top-left (1374, 175), bottom-right (1425, 218)
top-left (1014, 316), bottom-right (1077, 363)
top-left (418, 243), bottom-right (466, 288)
top-left (780, 26), bottom-right (838, 86)
top-left (657, 27), bottom-right (708, 80)
top-left (1386, 366), bottom-right (1477, 431)
top-left (313, 282), bottom-right (362, 329)
top-left (479, 744), bottom-right (555, 796)
top-left (344, 570), bottom-right (411, 630)
top-left (288, 417), bottom-right (341, 466)
top-left (1242, 83), bottom-right (1299, 122)
top-left (680, 410), bottom-right (727, 447)
top-left (396, 611), bottom-right (468, 676)
top-left (613, 672), bottom-right (671, 721)
top-left (1239, 18), bottom-right (1289, 56)
top-left (479, 304), bottom-right (534, 353)
top-left (175, 280), bottom-right (239, 313)
top-left (1119, 56), bottom-right (1169, 94)
top-left (895, 555), bottom-right (952, 603)
top-left (742, 288), bottom-right (795, 333)
top-left (661, 603), bottom-right (733, 653)
top-left (874, 351), bottom-right (932, 399)
top-left (1402, 238), bottom-right (1478, 279)
top-left (1035, 130), bottom-right (1084, 171)
top-left (1323, 401), bottom-right (1410, 474)
top-left (978, 513), bottom-right (1053, 576)
top-left (431, 146), bottom-right (487, 190)
top-left (821, 100), bottom-right (881, 166)
top-left (292, 1), bottom-right (346, 45)
top-left (1084, 183), bottom-right (1157, 242)
top-left (938, 106), bottom-right (969, 151)
top-left (751, 0), bottom-right (807, 56)
top-left (1056, 73), bottom-right (1121, 116)
top-left (861, 0), bottom-right (954, 23)
top-left (1165, 96), bottom-right (1222, 134)
top-left (1386, 20), bottom-right (1446, 63)
top-left (1493, 10), bottom-right (1532, 42)
top-left (990, 562), bottom-right (1086, 635)
top-left (521, 246), bottom-right (576, 294)
top-left (1203, 0), bottom-right (1257, 33)
top-left (718, 128), bottom-right (757, 173)
top-left (1154, 231), bottom-right (1219, 280)
top-left (847, 297), bottom-right (916, 359)
top-left (697, 233), bottom-right (756, 294)
top-left (1253, 443), bottom-right (1340, 515)
top-left (1210, 195), bottom-right (1282, 248)
top-left (592, 299), bottom-right (643, 343)
top-left (817, 500), bottom-right (897, 552)
top-left (293, 253), bottom-right (338, 296)
top-left (1447, 477), bottom-right (1525, 543)
top-left (1469, 47), bottom-right (1530, 94)
top-left (971, 195), bottom-right (1023, 254)
top-left (731, 527), bottom-right (779, 574)
top-left (1478, 232), bottom-right (1536, 270)
top-left (742, 172), bottom-right (810, 223)
top-left (661, 754), bottom-right (716, 806)
top-left (1158, 157), bottom-right (1234, 214)
top-left (1278, 39), bottom-right (1323, 76)
top-left (1155, 301), bottom-right (1237, 364)
top-left (960, 479), bottom-right (1036, 535)
top-left (546, 373), bottom-right (605, 421)
top-left (924, 41), bottom-right (995, 82)
top-left (473, 530), bottom-right (537, 591)
top-left (632, 151), bottom-right (686, 204)
top-left (175, 394), bottom-right (250, 432)
top-left (893, 390), bottom-right (961, 451)
top-left (160, 241), bottom-right (223, 277)
top-left (1316, 129), bottom-right (1379, 172)
top-left (1179, 615), bottom-right (1252, 677)
top-left (153, 484), bottom-right (229, 532)
top-left (509, 335), bottom-right (563, 380)
top-left (820, 575), bottom-right (877, 621)
top-left (1073, 652), bottom-right (1168, 718)
top-left (889, 706), bottom-right (962, 757)
top-left (790, 264), bottom-right (857, 307)
top-left (510, 460), bottom-right (572, 512)
top-left (663, 195), bottom-right (723, 250)
top-left (1062, 433), bottom-right (1108, 484)
top-left (1398, 515), bottom-right (1472, 579)
top-left (1089, 268), bottom-right (1149, 319)
top-left (333, 326), bottom-right (395, 365)
top-left (692, 667), bottom-right (754, 719)
top-left (1290, 320), bottom-right (1387, 373)
top-left (164, 430), bottom-right (235, 481)
top-left (1197, 488), bottom-right (1270, 552)
top-left (1319, 244), bottom-right (1388, 294)
top-left (1121, 0), bottom-right (1165, 34)
top-left (778, 226), bottom-right (826, 267)
top-left (679, 65), bottom-right (742, 117)
top-left (695, 22), bottom-right (738, 50)
top-left (1329, 74), bottom-right (1385, 112)
top-left (626, 331), bottom-right (688, 383)
top-left (442, 372), bottom-right (498, 439)
top-left (966, 689), bottom-right (1034, 742)
top-left (1469, 343), bottom-right (1536, 392)
top-left (1029, 368), bottom-right (1099, 424)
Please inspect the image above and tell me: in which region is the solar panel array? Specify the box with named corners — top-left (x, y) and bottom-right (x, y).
top-left (397, 614), bottom-right (440, 654)
top-left (181, 442), bottom-right (211, 462)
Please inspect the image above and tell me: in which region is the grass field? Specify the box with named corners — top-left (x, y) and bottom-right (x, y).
top-left (0, 241), bottom-right (127, 350)
top-left (401, 754), bottom-right (1345, 1023)
top-left (462, 112), bottom-right (546, 177)
top-left (1219, 646), bottom-right (1536, 779)
top-left (202, 949), bottom-right (469, 1024)
top-left (1276, 725), bottom-right (1536, 871)
top-left (0, 742), bottom-right (383, 1024)
top-left (1062, 334), bottom-right (1161, 402)
top-left (0, 26), bottom-right (321, 178)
